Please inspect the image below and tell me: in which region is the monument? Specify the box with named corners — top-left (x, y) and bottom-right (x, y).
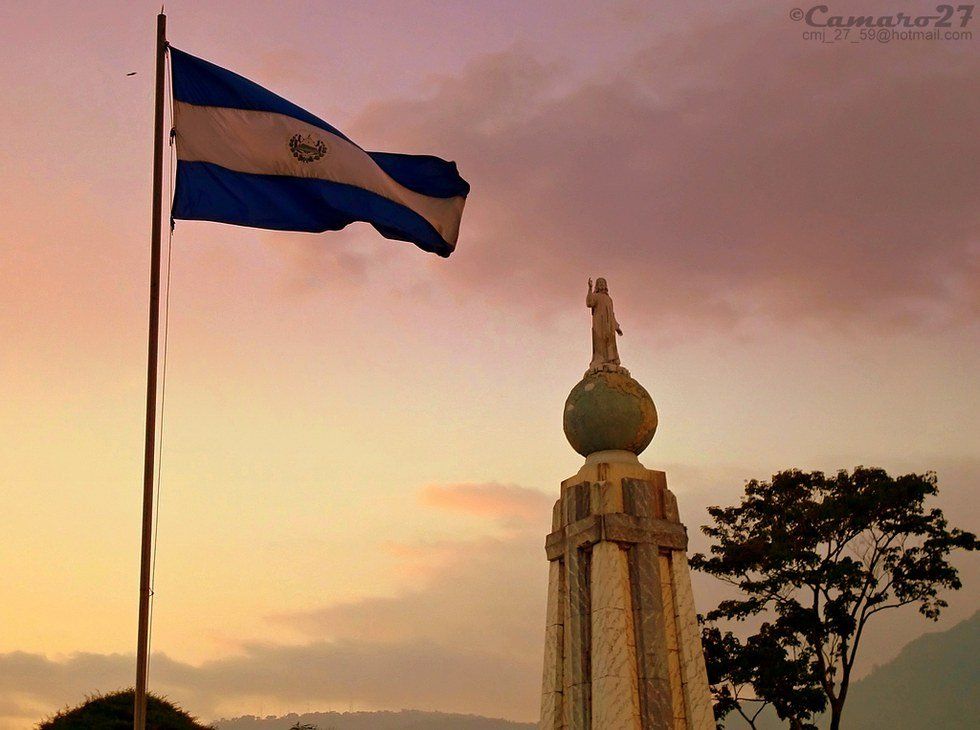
top-left (538, 279), bottom-right (714, 730)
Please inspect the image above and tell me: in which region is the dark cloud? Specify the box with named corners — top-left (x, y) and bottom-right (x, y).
top-left (0, 650), bottom-right (133, 727)
top-left (0, 641), bottom-right (534, 726)
top-left (343, 5), bottom-right (978, 333)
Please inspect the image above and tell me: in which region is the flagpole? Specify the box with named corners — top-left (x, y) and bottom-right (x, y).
top-left (135, 10), bottom-right (167, 730)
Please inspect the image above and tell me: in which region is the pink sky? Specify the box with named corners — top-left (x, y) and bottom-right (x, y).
top-left (1, 1), bottom-right (977, 727)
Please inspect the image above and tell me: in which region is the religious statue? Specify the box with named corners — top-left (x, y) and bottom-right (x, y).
top-left (587, 277), bottom-right (624, 372)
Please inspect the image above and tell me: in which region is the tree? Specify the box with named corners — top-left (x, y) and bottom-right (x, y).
top-left (701, 620), bottom-right (824, 729)
top-left (691, 467), bottom-right (977, 730)
top-left (700, 622), bottom-right (766, 729)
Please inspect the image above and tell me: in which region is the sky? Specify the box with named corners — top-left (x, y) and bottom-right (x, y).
top-left (0, 0), bottom-right (978, 726)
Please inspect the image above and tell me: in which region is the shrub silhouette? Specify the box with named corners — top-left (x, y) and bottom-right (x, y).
top-left (37, 689), bottom-right (212, 730)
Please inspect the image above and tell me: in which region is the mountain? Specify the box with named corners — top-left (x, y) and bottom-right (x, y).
top-left (753, 610), bottom-right (980, 729)
top-left (834, 609), bottom-right (979, 729)
top-left (213, 709), bottom-right (535, 730)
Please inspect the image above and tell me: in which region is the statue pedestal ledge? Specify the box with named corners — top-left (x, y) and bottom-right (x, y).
top-left (585, 363), bottom-right (631, 378)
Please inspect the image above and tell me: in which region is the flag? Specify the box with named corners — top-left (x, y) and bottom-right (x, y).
top-left (169, 48), bottom-right (469, 257)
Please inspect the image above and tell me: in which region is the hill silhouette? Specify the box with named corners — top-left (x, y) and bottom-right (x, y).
top-left (752, 610), bottom-right (980, 728)
top-left (835, 609), bottom-right (979, 729)
top-left (38, 689), bottom-right (212, 730)
top-left (214, 709), bottom-right (534, 730)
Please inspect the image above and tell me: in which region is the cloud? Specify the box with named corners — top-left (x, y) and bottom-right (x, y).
top-left (260, 231), bottom-right (378, 299)
top-left (336, 4), bottom-right (979, 333)
top-left (273, 482), bottom-right (552, 679)
top-left (420, 482), bottom-right (552, 523)
top-left (0, 642), bottom-right (532, 728)
top-left (0, 650), bottom-right (134, 728)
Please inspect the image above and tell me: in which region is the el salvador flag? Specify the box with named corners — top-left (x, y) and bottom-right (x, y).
top-left (170, 48), bottom-right (469, 257)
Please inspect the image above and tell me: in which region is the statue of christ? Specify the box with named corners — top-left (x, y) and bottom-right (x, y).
top-left (587, 277), bottom-right (623, 371)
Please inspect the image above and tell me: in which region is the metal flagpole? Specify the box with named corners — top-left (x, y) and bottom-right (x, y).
top-left (135, 10), bottom-right (167, 730)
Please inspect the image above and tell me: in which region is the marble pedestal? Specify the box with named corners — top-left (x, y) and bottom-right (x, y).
top-left (539, 451), bottom-right (713, 730)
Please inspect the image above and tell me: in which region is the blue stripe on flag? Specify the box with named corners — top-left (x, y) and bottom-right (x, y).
top-left (366, 152), bottom-right (471, 199)
top-left (172, 161), bottom-right (454, 257)
top-left (170, 47), bottom-right (351, 143)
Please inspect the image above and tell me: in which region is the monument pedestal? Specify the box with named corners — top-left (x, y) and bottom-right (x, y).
top-left (539, 451), bottom-right (714, 730)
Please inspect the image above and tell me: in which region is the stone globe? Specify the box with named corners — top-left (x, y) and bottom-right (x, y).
top-left (563, 369), bottom-right (658, 457)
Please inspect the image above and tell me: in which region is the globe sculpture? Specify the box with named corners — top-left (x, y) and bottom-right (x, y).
top-left (563, 369), bottom-right (657, 457)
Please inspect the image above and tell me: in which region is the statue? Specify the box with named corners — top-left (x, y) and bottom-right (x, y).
top-left (587, 277), bottom-right (624, 373)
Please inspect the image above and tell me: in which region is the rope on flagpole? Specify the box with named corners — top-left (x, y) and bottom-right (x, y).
top-left (146, 43), bottom-right (176, 686)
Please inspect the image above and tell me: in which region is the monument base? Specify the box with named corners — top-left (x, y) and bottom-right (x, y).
top-left (539, 451), bottom-right (714, 730)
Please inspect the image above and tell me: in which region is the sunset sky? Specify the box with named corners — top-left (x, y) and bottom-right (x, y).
top-left (1, 1), bottom-right (978, 727)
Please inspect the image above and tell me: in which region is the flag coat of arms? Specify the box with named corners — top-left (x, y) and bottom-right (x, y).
top-left (169, 48), bottom-right (469, 257)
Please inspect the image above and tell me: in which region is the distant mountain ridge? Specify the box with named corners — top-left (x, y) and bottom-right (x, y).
top-left (755, 609), bottom-right (980, 729)
top-left (214, 709), bottom-right (535, 730)
top-left (833, 609), bottom-right (979, 730)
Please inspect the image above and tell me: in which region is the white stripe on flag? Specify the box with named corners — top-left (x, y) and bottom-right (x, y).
top-left (174, 101), bottom-right (465, 244)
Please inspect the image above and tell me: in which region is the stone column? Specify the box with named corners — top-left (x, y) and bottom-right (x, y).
top-left (538, 447), bottom-right (714, 729)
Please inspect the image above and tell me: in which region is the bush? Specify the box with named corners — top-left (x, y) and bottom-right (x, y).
top-left (38, 689), bottom-right (212, 730)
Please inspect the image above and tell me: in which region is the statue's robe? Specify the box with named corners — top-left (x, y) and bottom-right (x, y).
top-left (587, 290), bottom-right (620, 369)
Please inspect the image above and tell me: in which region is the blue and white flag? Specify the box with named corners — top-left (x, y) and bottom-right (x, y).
top-left (169, 48), bottom-right (469, 257)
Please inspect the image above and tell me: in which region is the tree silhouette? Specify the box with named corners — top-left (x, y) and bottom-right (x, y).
top-left (692, 467), bottom-right (977, 730)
